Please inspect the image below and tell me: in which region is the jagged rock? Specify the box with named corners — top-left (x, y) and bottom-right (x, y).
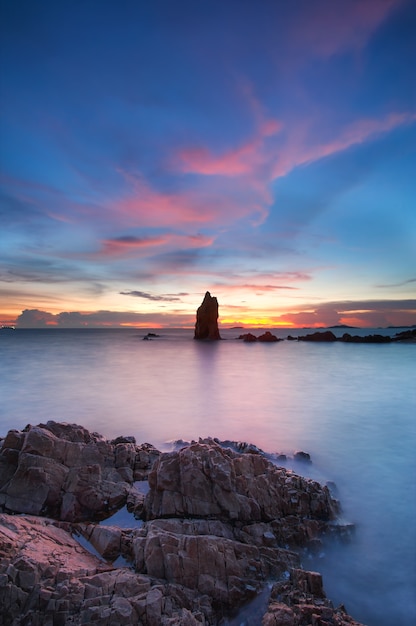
top-left (132, 518), bottom-right (299, 609)
top-left (194, 291), bottom-right (221, 340)
top-left (263, 568), bottom-right (363, 626)
top-left (0, 513), bottom-right (213, 625)
top-left (144, 440), bottom-right (339, 526)
top-left (0, 422), bottom-right (160, 522)
top-left (0, 424), bottom-right (363, 625)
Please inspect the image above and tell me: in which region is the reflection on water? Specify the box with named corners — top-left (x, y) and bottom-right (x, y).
top-left (0, 328), bottom-right (415, 625)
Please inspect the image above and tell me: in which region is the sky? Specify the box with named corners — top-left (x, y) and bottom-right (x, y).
top-left (1, 0), bottom-right (415, 329)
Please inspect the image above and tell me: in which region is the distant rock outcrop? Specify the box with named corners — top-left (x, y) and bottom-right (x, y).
top-left (194, 291), bottom-right (221, 340)
top-left (298, 331), bottom-right (337, 342)
top-left (238, 331), bottom-right (281, 342)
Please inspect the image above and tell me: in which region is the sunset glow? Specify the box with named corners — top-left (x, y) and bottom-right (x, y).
top-left (1, 1), bottom-right (415, 329)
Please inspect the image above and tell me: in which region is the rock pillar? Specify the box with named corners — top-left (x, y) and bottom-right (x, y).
top-left (194, 291), bottom-right (221, 340)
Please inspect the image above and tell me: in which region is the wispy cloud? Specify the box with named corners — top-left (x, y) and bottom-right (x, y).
top-left (96, 233), bottom-right (214, 258)
top-left (376, 278), bottom-right (416, 288)
top-left (287, 0), bottom-right (402, 59)
top-left (119, 290), bottom-right (185, 302)
top-left (271, 112), bottom-right (416, 179)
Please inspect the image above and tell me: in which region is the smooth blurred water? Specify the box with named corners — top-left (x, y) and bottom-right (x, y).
top-left (0, 327), bottom-right (415, 625)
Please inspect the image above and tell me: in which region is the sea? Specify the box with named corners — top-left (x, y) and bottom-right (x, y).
top-left (0, 326), bottom-right (415, 626)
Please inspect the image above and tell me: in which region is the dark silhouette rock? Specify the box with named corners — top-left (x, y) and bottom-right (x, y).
top-left (239, 332), bottom-right (258, 342)
top-left (393, 328), bottom-right (416, 341)
top-left (298, 331), bottom-right (337, 342)
top-left (194, 291), bottom-right (221, 340)
top-left (341, 333), bottom-right (391, 343)
top-left (258, 331), bottom-right (280, 342)
top-left (294, 450), bottom-right (312, 463)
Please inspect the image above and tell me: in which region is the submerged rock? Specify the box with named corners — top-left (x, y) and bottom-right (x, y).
top-left (194, 291), bottom-right (221, 340)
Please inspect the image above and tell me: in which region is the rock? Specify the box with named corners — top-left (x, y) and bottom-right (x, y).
top-left (0, 425), bottom-right (363, 626)
top-left (144, 440), bottom-right (338, 526)
top-left (194, 291), bottom-right (221, 340)
top-left (298, 331), bottom-right (337, 342)
top-left (393, 328), bottom-right (416, 342)
top-left (0, 513), bottom-right (211, 625)
top-left (257, 331), bottom-right (280, 342)
top-left (341, 333), bottom-right (391, 343)
top-left (239, 332), bottom-right (258, 342)
top-left (294, 450), bottom-right (311, 463)
top-left (263, 568), bottom-right (363, 626)
top-left (132, 518), bottom-right (299, 609)
top-left (0, 422), bottom-right (160, 522)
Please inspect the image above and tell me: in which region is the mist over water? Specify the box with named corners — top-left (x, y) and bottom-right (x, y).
top-left (1, 327), bottom-right (415, 625)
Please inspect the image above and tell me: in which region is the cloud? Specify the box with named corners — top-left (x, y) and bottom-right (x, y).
top-left (99, 235), bottom-right (169, 257)
top-left (13, 297), bottom-right (416, 329)
top-left (96, 232), bottom-right (214, 259)
top-left (175, 112), bottom-right (281, 178)
top-left (119, 290), bottom-right (184, 302)
top-left (288, 0), bottom-right (402, 59)
top-left (272, 112), bottom-right (416, 179)
top-left (279, 299), bottom-right (416, 328)
top-left (376, 277), bottom-right (416, 288)
top-left (15, 308), bottom-right (195, 329)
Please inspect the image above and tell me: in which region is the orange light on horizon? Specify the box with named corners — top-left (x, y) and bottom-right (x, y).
top-left (220, 316), bottom-right (295, 328)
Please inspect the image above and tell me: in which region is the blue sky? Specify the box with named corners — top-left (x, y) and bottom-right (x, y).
top-left (1, 0), bottom-right (415, 328)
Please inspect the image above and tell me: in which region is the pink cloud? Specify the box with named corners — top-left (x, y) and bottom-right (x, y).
top-left (272, 111), bottom-right (416, 179)
top-left (96, 232), bottom-right (214, 258)
top-left (111, 170), bottom-right (269, 231)
top-left (177, 143), bottom-right (258, 177)
top-left (175, 101), bottom-right (282, 179)
top-left (289, 0), bottom-right (402, 59)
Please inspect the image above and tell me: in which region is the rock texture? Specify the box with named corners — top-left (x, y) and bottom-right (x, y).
top-left (263, 569), bottom-right (363, 626)
top-left (194, 291), bottom-right (221, 340)
top-left (0, 423), bottom-right (363, 625)
top-left (0, 421), bottom-right (160, 522)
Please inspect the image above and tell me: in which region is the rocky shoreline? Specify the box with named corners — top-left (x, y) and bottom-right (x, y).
top-left (0, 422), bottom-right (363, 625)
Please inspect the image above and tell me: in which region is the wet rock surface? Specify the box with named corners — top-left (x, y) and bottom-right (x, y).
top-left (0, 423), bottom-right (363, 625)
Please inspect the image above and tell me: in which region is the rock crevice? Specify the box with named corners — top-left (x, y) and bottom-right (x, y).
top-left (0, 422), bottom-right (362, 625)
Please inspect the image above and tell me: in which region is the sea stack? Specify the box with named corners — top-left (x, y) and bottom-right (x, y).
top-left (194, 291), bottom-right (221, 340)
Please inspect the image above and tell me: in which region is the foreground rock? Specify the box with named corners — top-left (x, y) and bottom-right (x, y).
top-left (263, 569), bottom-right (363, 625)
top-left (0, 421), bottom-right (160, 521)
top-left (0, 423), bottom-right (362, 625)
top-left (194, 291), bottom-right (221, 340)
